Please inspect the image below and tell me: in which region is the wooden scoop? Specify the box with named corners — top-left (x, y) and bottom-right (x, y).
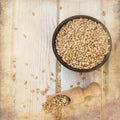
top-left (50, 82), bottom-right (100, 105)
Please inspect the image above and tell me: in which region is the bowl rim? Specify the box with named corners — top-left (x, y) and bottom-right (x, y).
top-left (52, 15), bottom-right (112, 72)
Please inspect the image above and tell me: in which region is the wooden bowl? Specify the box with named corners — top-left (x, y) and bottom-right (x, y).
top-left (52, 15), bottom-right (112, 72)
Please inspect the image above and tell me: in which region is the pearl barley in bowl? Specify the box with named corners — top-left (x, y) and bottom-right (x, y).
top-left (52, 15), bottom-right (112, 72)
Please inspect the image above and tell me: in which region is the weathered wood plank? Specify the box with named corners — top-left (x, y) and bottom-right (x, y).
top-left (100, 0), bottom-right (120, 119)
top-left (59, 0), bottom-right (102, 120)
top-left (0, 1), bottom-right (16, 120)
top-left (14, 0), bottom-right (57, 115)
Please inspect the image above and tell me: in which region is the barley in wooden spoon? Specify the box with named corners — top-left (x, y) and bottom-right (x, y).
top-left (42, 82), bottom-right (100, 120)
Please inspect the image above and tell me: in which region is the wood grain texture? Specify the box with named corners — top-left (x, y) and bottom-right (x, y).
top-left (0, 0), bottom-right (120, 120)
top-left (59, 0), bottom-right (102, 119)
top-left (100, 0), bottom-right (120, 120)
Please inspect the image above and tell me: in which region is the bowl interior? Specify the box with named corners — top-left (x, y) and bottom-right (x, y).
top-left (52, 15), bottom-right (112, 72)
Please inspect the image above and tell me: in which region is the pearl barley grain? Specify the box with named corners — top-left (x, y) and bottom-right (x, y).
top-left (42, 95), bottom-right (70, 120)
top-left (55, 18), bottom-right (110, 69)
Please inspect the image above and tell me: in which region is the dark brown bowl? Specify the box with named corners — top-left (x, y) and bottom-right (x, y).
top-left (52, 15), bottom-right (112, 72)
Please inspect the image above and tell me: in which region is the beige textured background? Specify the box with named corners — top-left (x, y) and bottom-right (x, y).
top-left (0, 0), bottom-right (120, 120)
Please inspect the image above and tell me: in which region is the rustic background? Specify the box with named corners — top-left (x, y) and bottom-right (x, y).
top-left (0, 0), bottom-right (120, 120)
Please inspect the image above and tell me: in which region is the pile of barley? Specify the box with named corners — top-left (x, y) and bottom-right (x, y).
top-left (42, 95), bottom-right (70, 120)
top-left (55, 18), bottom-right (110, 69)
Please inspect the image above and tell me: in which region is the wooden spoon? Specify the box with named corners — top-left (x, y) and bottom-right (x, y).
top-left (50, 82), bottom-right (100, 105)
